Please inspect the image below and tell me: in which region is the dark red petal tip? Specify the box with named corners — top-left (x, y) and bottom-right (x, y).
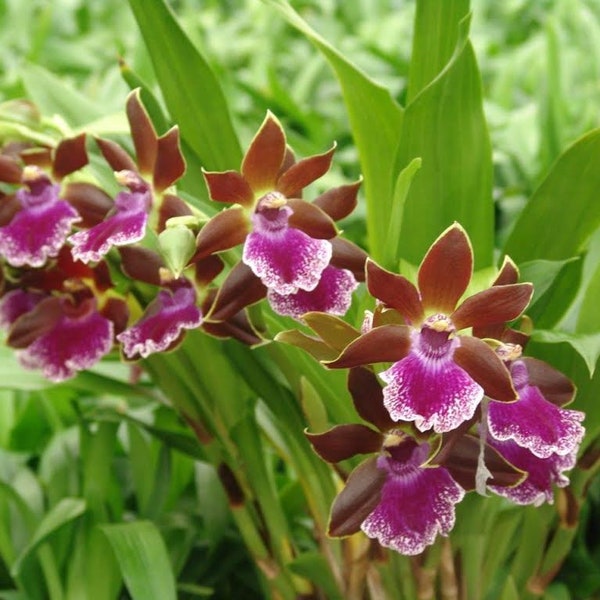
top-left (202, 169), bottom-right (254, 207)
top-left (306, 424), bottom-right (382, 463)
top-left (52, 133), bottom-right (88, 180)
top-left (287, 199), bottom-right (338, 240)
top-left (153, 126), bottom-right (186, 192)
top-left (94, 137), bottom-right (138, 173)
top-left (193, 206), bottom-right (250, 261)
top-left (325, 325), bottom-right (411, 369)
top-left (126, 88), bottom-right (158, 175)
top-left (522, 357), bottom-right (576, 407)
top-left (366, 259), bottom-right (424, 324)
top-left (276, 144), bottom-right (336, 198)
top-left (348, 367), bottom-right (396, 432)
top-left (328, 457), bottom-right (386, 537)
top-left (241, 111), bottom-right (286, 193)
top-left (313, 179), bottom-right (361, 222)
top-left (418, 224), bottom-right (473, 314)
top-left (454, 336), bottom-right (517, 402)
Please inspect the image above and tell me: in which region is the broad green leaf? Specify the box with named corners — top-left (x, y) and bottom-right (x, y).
top-left (406, 0), bottom-right (470, 102)
top-left (21, 64), bottom-right (104, 129)
top-left (505, 128), bottom-right (600, 262)
top-left (12, 498), bottom-right (86, 577)
top-left (128, 0), bottom-right (241, 170)
top-left (519, 258), bottom-right (579, 307)
top-left (383, 157), bottom-right (421, 270)
top-left (0, 346), bottom-right (49, 391)
top-left (395, 18), bottom-right (494, 268)
top-left (531, 330), bottom-right (600, 377)
top-left (574, 227), bottom-right (600, 334)
top-left (100, 521), bottom-right (177, 600)
top-left (265, 0), bottom-right (404, 263)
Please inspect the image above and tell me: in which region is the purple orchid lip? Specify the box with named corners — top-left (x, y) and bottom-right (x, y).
top-left (360, 439), bottom-right (465, 555)
top-left (117, 281), bottom-right (202, 359)
top-left (267, 265), bottom-right (357, 319)
top-left (0, 168), bottom-right (81, 268)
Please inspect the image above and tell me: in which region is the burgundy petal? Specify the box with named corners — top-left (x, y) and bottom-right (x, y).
top-left (0, 155), bottom-right (23, 184)
top-left (94, 137), bottom-right (138, 172)
top-left (348, 367), bottom-right (396, 432)
top-left (326, 325), bottom-right (412, 369)
top-left (362, 451), bottom-right (464, 555)
top-left (205, 262), bottom-right (267, 322)
top-left (451, 283), bottom-right (533, 331)
top-left (153, 126), bottom-right (186, 192)
top-left (157, 193), bottom-right (194, 232)
top-left (433, 434), bottom-right (525, 491)
top-left (328, 457), bottom-right (386, 537)
top-left (330, 238), bottom-right (368, 281)
top-left (52, 133), bottom-right (88, 179)
top-left (117, 282), bottom-right (202, 359)
top-left (119, 246), bottom-right (164, 286)
top-left (287, 198), bottom-right (338, 239)
top-left (381, 347), bottom-right (482, 433)
top-left (63, 182), bottom-right (113, 228)
top-left (126, 89), bottom-right (158, 175)
top-left (418, 224), bottom-right (473, 314)
top-left (493, 256), bottom-right (519, 286)
top-left (241, 112), bottom-right (286, 193)
top-left (366, 260), bottom-right (424, 325)
top-left (202, 310), bottom-right (263, 347)
top-left (313, 180), bottom-right (361, 222)
top-left (267, 266), bottom-right (357, 319)
top-left (7, 296), bottom-right (63, 348)
top-left (522, 357), bottom-right (576, 407)
top-left (202, 170), bottom-right (254, 207)
top-left (453, 336), bottom-right (517, 402)
top-left (306, 424), bottom-right (382, 463)
top-left (194, 254), bottom-right (225, 287)
top-left (0, 290), bottom-right (45, 329)
top-left (276, 145), bottom-right (336, 198)
top-left (194, 206), bottom-right (250, 260)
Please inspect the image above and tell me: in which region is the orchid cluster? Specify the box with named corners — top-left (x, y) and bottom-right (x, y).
top-left (0, 94), bottom-right (362, 381)
top-left (0, 92), bottom-right (586, 561)
top-left (287, 225), bottom-right (585, 555)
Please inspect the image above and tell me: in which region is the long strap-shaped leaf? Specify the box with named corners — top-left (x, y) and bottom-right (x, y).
top-left (128, 0), bottom-right (242, 171)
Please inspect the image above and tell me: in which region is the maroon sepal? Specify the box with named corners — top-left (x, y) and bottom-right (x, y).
top-left (418, 224), bottom-right (473, 314)
top-left (7, 296), bottom-right (63, 348)
top-left (101, 297), bottom-right (129, 335)
top-left (287, 199), bottom-right (338, 239)
top-left (194, 255), bottom-right (224, 287)
top-left (0, 194), bottom-right (20, 226)
top-left (313, 180), bottom-right (361, 222)
top-left (52, 133), bottom-right (88, 180)
top-left (276, 144), bottom-right (336, 198)
top-left (158, 193), bottom-right (193, 232)
top-left (453, 336), bottom-right (517, 402)
top-left (432, 434), bottom-right (525, 491)
top-left (21, 147), bottom-right (53, 168)
top-left (202, 170), bottom-right (254, 207)
top-left (119, 246), bottom-right (164, 286)
top-left (325, 325), bottom-right (412, 369)
top-left (523, 357), bottom-right (576, 407)
top-left (306, 424), bottom-right (382, 463)
top-left (328, 457), bottom-right (386, 537)
top-left (0, 155), bottom-right (23, 183)
top-left (348, 367), bottom-right (396, 432)
top-left (366, 259), bottom-right (424, 324)
top-left (204, 262), bottom-right (266, 322)
top-left (193, 206), bottom-right (250, 261)
top-left (330, 238), bottom-right (368, 281)
top-left (126, 89), bottom-right (158, 176)
top-left (493, 256), bottom-right (519, 286)
top-left (63, 182), bottom-right (113, 228)
top-left (94, 137), bottom-right (137, 172)
top-left (153, 127), bottom-right (186, 193)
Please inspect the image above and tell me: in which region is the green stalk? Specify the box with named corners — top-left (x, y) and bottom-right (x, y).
top-left (37, 544), bottom-right (64, 600)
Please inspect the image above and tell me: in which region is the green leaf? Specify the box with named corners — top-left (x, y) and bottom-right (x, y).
top-left (406, 0), bottom-right (470, 102)
top-left (505, 128), bottom-right (600, 262)
top-left (383, 157), bottom-right (421, 270)
top-left (264, 0), bottom-right (404, 264)
top-left (531, 330), bottom-right (600, 377)
top-left (518, 258), bottom-right (579, 307)
top-left (100, 521), bottom-right (177, 600)
top-left (21, 64), bottom-right (104, 128)
top-left (12, 498), bottom-right (86, 577)
top-left (194, 462), bottom-right (230, 547)
top-left (395, 17), bottom-right (494, 268)
top-left (0, 346), bottom-right (49, 391)
top-left (127, 0), bottom-right (241, 170)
